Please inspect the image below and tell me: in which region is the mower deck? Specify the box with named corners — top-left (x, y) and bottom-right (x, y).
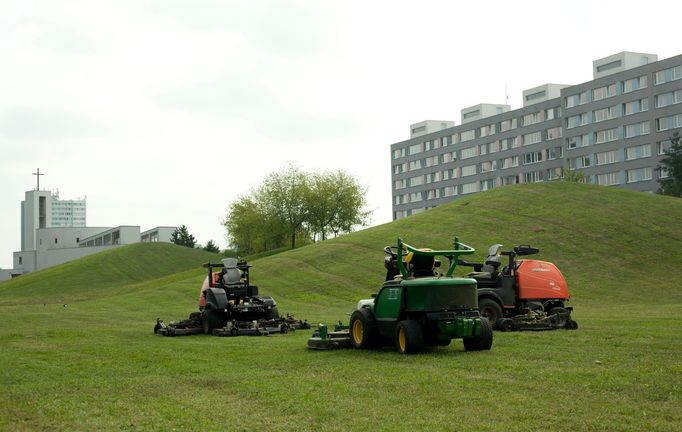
top-left (494, 309), bottom-right (578, 332)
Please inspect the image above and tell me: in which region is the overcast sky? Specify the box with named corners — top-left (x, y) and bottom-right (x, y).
top-left (1, 0), bottom-right (680, 268)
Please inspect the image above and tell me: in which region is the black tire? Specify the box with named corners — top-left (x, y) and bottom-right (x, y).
top-left (201, 312), bottom-right (211, 334)
top-left (349, 308), bottom-right (380, 349)
top-left (395, 320), bottom-right (424, 354)
top-left (464, 318), bottom-right (493, 351)
top-left (497, 318), bottom-right (514, 332)
top-left (565, 319), bottom-right (579, 330)
top-left (478, 298), bottom-right (503, 324)
top-left (266, 306), bottom-right (280, 320)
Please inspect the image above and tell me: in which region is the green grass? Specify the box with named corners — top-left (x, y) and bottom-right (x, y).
top-left (1, 182), bottom-right (681, 431)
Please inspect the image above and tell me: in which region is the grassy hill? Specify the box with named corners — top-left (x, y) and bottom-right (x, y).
top-left (1, 182), bottom-right (681, 431)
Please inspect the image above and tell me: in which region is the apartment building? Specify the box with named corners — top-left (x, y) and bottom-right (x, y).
top-left (390, 52), bottom-right (682, 220)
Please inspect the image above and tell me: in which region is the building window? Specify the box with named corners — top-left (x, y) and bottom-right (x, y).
top-left (503, 175), bottom-right (519, 185)
top-left (622, 75), bottom-right (648, 93)
top-left (655, 90), bottom-right (682, 108)
top-left (523, 151), bottom-right (543, 165)
top-left (546, 146), bottom-right (563, 160)
top-left (596, 150), bottom-right (619, 165)
top-left (654, 65), bottom-right (682, 85)
top-left (460, 129), bottom-right (475, 142)
top-left (595, 127), bottom-right (619, 144)
top-left (393, 148), bottom-right (406, 159)
top-left (546, 126), bottom-right (562, 140)
top-left (596, 172), bottom-right (620, 186)
top-left (461, 164), bottom-right (477, 177)
top-left (480, 160), bottom-right (497, 173)
top-left (461, 182), bottom-right (477, 195)
top-left (480, 179), bottom-right (495, 191)
top-left (500, 118), bottom-right (517, 132)
top-left (592, 84), bottom-right (617, 101)
top-left (565, 91), bottom-right (588, 108)
top-left (409, 160), bottom-right (422, 171)
top-left (593, 106), bottom-right (618, 123)
top-left (522, 131), bottom-right (542, 146)
top-left (626, 167), bottom-right (652, 183)
top-left (623, 98), bottom-right (649, 116)
top-left (657, 114), bottom-right (682, 132)
top-left (460, 147), bottom-right (477, 160)
top-left (408, 175), bottom-right (424, 187)
top-left (523, 112), bottom-right (543, 126)
top-left (443, 186), bottom-right (457, 197)
top-left (567, 113), bottom-right (588, 129)
top-left (409, 143), bottom-right (423, 155)
top-left (524, 171), bottom-right (543, 183)
top-left (625, 144), bottom-right (651, 160)
top-left (624, 121), bottom-right (650, 138)
top-left (658, 140), bottom-right (672, 155)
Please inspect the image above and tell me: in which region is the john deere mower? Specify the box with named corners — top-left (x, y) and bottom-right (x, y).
top-left (458, 244), bottom-right (578, 331)
top-left (308, 237), bottom-right (493, 354)
top-left (154, 258), bottom-right (309, 336)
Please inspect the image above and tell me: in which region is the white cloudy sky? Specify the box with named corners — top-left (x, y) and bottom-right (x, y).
top-left (1, 0), bottom-right (680, 268)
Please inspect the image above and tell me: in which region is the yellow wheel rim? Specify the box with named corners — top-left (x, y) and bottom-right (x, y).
top-left (398, 327), bottom-right (407, 352)
top-left (352, 320), bottom-right (364, 344)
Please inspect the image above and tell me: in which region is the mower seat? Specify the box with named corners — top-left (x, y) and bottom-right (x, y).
top-left (467, 244), bottom-right (503, 280)
top-left (221, 258), bottom-right (244, 289)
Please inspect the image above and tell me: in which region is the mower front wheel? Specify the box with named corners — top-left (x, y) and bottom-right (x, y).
top-left (396, 320), bottom-right (424, 354)
top-left (463, 318), bottom-right (493, 351)
top-left (478, 298), bottom-right (503, 324)
top-left (349, 308), bottom-right (380, 349)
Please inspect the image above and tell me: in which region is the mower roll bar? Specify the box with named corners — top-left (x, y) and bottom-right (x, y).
top-left (397, 236), bottom-right (475, 278)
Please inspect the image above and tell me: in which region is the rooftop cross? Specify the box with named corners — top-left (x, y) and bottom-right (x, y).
top-left (32, 168), bottom-right (44, 190)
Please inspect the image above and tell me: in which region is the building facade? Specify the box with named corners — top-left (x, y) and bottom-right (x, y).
top-left (390, 52), bottom-right (682, 220)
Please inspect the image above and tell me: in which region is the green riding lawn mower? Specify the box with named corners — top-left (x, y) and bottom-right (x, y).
top-left (154, 258), bottom-right (309, 337)
top-left (308, 237), bottom-right (494, 354)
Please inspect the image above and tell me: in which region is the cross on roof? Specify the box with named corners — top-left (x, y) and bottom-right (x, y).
top-left (32, 168), bottom-right (44, 190)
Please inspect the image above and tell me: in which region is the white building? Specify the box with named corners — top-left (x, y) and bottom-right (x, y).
top-left (1, 184), bottom-right (178, 280)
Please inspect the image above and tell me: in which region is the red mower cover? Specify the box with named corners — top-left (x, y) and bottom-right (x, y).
top-left (516, 260), bottom-right (569, 301)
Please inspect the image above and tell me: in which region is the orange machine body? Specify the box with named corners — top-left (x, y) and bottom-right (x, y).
top-left (516, 259), bottom-right (569, 301)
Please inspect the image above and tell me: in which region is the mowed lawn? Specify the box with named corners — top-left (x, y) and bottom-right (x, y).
top-left (1, 182), bottom-right (681, 431)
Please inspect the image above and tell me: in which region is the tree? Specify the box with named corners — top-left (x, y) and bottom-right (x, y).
top-left (260, 164), bottom-right (311, 250)
top-left (170, 225), bottom-right (196, 248)
top-left (203, 240), bottom-right (220, 253)
top-left (307, 171), bottom-right (369, 241)
top-left (561, 166), bottom-right (585, 183)
top-left (658, 131), bottom-right (682, 197)
top-left (223, 165), bottom-right (370, 254)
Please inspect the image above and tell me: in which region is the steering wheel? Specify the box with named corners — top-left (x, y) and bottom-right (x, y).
top-left (384, 246), bottom-right (406, 257)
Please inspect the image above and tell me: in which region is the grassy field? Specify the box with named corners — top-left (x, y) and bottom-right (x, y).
top-left (1, 182), bottom-right (681, 431)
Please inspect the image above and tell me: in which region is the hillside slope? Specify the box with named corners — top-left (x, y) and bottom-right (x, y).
top-left (0, 243), bottom-right (222, 305)
top-left (248, 181), bottom-right (682, 317)
top-left (2, 182), bottom-right (681, 315)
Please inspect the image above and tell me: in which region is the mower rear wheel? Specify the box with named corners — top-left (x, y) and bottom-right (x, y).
top-left (396, 320), bottom-right (424, 354)
top-left (201, 313), bottom-right (211, 334)
top-left (478, 298), bottom-right (503, 324)
top-left (463, 318), bottom-right (493, 351)
top-left (349, 308), bottom-right (380, 349)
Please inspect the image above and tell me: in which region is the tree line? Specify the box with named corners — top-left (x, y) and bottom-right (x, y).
top-left (223, 165), bottom-right (370, 255)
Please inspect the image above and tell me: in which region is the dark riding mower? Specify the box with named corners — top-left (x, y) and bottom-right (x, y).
top-left (308, 237), bottom-right (493, 353)
top-left (458, 244), bottom-right (578, 331)
top-left (154, 258), bottom-right (309, 337)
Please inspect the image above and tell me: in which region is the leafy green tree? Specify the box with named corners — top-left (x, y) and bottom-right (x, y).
top-left (658, 131), bottom-right (682, 197)
top-left (260, 164), bottom-right (311, 249)
top-left (203, 240), bottom-right (220, 253)
top-left (223, 165), bottom-right (370, 254)
top-left (224, 195), bottom-right (286, 254)
top-left (307, 171), bottom-right (369, 240)
top-left (561, 166), bottom-right (585, 183)
top-left (170, 225), bottom-right (196, 248)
